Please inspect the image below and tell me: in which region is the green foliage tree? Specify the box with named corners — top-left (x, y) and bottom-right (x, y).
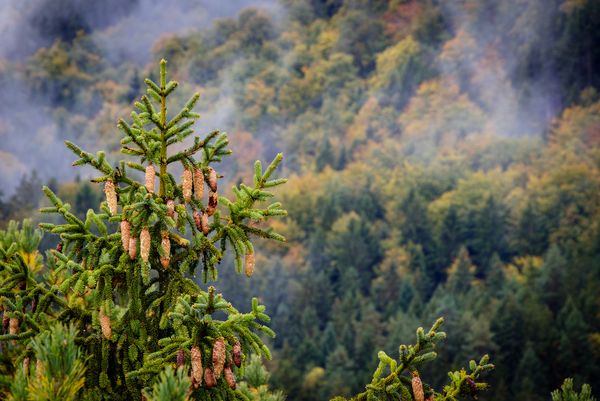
top-left (0, 60), bottom-right (288, 400)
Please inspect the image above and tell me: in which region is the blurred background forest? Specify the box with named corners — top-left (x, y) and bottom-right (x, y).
top-left (1, 0), bottom-right (600, 400)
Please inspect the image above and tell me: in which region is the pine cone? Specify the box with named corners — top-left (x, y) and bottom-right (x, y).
top-left (166, 199), bottom-right (175, 218)
top-left (128, 237), bottom-right (137, 260)
top-left (193, 167), bottom-right (204, 200)
top-left (425, 394), bottom-right (435, 401)
top-left (160, 231), bottom-right (170, 269)
top-left (193, 210), bottom-right (202, 231)
top-left (233, 340), bottom-right (242, 367)
top-left (56, 242), bottom-right (63, 253)
top-left (245, 252), bottom-right (255, 278)
top-left (176, 349), bottom-right (185, 368)
top-left (207, 167), bottom-right (218, 192)
top-left (207, 191), bottom-right (218, 216)
top-left (121, 220), bottom-right (130, 252)
top-left (204, 367), bottom-right (217, 388)
top-left (212, 338), bottom-right (226, 378)
top-left (23, 357), bottom-right (30, 375)
top-left (104, 180), bottom-right (118, 215)
top-left (224, 365), bottom-right (236, 389)
top-left (191, 346), bottom-right (203, 389)
top-left (9, 317), bottom-right (18, 336)
top-left (201, 211), bottom-right (209, 235)
top-left (99, 308), bottom-right (112, 339)
top-left (145, 163), bottom-right (155, 193)
top-left (140, 227), bottom-right (151, 263)
top-left (412, 371), bottom-right (424, 401)
top-left (9, 316), bottom-right (18, 345)
top-left (182, 168), bottom-right (193, 203)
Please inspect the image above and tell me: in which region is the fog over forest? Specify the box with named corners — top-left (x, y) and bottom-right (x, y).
top-left (0, 1), bottom-right (599, 400)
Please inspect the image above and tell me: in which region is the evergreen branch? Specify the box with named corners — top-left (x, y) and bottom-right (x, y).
top-left (118, 119), bottom-right (149, 155)
top-left (65, 141), bottom-right (112, 175)
top-left (167, 131), bottom-right (219, 163)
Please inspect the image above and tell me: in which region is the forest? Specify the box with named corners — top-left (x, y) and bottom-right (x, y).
top-left (0, 0), bottom-right (599, 400)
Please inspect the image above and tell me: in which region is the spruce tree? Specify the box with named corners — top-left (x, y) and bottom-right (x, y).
top-left (0, 60), bottom-right (288, 400)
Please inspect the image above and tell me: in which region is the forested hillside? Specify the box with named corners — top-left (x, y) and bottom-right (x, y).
top-left (1, 1), bottom-right (599, 400)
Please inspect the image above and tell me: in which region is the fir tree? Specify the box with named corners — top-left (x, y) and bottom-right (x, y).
top-left (0, 60), bottom-right (288, 400)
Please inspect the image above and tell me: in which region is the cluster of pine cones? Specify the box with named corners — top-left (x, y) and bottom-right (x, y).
top-left (103, 163), bottom-right (221, 271)
top-left (103, 164), bottom-right (256, 393)
top-left (185, 338), bottom-right (241, 390)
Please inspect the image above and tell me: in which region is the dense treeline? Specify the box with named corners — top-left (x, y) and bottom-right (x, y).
top-left (0, 0), bottom-right (599, 400)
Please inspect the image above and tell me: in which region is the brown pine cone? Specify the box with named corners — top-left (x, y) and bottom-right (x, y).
top-left (412, 371), bottom-right (424, 401)
top-left (166, 199), bottom-right (175, 218)
top-left (207, 167), bottom-right (218, 192)
top-left (224, 365), bottom-right (236, 389)
top-left (140, 227), bottom-right (151, 263)
top-left (104, 180), bottom-right (118, 215)
top-left (200, 211), bottom-right (209, 235)
top-left (160, 231), bottom-right (170, 269)
top-left (212, 338), bottom-right (226, 378)
top-left (23, 357), bottom-right (30, 375)
top-left (191, 346), bottom-right (203, 389)
top-left (207, 191), bottom-right (218, 216)
top-left (245, 252), bottom-right (255, 278)
top-left (129, 237), bottom-right (137, 260)
top-left (120, 220), bottom-right (130, 252)
top-left (99, 309), bottom-right (112, 339)
top-left (145, 163), bottom-right (155, 193)
top-left (193, 210), bottom-right (202, 231)
top-left (182, 168), bottom-right (193, 203)
top-left (9, 317), bottom-right (18, 336)
top-left (233, 340), bottom-right (242, 367)
top-left (9, 316), bottom-right (18, 345)
top-left (204, 367), bottom-right (217, 388)
top-left (193, 167), bottom-right (204, 200)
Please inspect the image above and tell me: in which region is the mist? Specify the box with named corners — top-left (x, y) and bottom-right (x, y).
top-left (436, 1), bottom-right (561, 137)
top-left (0, 0), bottom-right (572, 196)
top-left (0, 0), bottom-right (280, 195)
